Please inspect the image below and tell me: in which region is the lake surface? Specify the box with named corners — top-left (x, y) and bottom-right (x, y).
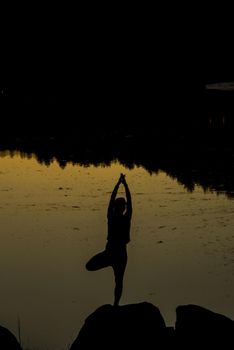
top-left (1, 152), bottom-right (234, 350)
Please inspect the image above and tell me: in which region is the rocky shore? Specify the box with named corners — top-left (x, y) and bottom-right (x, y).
top-left (1, 303), bottom-right (234, 349)
top-left (70, 302), bottom-right (234, 349)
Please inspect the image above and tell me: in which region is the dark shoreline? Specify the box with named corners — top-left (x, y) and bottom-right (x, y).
top-left (1, 111), bottom-right (234, 200)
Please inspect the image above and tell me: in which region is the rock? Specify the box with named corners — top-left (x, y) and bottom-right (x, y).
top-left (70, 302), bottom-right (173, 349)
top-left (0, 325), bottom-right (22, 350)
top-left (175, 304), bottom-right (234, 348)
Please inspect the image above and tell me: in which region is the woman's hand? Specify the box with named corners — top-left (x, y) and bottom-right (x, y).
top-left (120, 173), bottom-right (126, 184)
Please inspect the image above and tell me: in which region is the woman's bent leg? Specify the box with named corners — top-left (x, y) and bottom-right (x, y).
top-left (86, 250), bottom-right (110, 271)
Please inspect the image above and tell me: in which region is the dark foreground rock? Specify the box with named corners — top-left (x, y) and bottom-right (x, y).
top-left (0, 325), bottom-right (22, 350)
top-left (70, 302), bottom-right (174, 349)
top-left (70, 303), bottom-right (234, 349)
top-left (176, 304), bottom-right (234, 348)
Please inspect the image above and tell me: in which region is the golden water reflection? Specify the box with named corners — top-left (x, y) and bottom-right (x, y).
top-left (0, 154), bottom-right (234, 350)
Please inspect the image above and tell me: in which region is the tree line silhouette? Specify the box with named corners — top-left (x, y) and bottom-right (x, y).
top-left (0, 105), bottom-right (234, 199)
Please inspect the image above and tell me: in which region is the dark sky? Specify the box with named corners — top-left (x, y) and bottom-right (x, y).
top-left (1, 8), bottom-right (234, 127)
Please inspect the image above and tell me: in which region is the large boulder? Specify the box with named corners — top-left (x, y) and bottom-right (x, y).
top-left (0, 325), bottom-right (22, 350)
top-left (70, 302), bottom-right (173, 349)
top-left (175, 304), bottom-right (234, 348)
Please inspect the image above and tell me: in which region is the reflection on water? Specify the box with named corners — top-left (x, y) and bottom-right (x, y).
top-left (0, 154), bottom-right (234, 349)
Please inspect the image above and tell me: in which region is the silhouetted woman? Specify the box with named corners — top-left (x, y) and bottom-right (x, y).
top-left (86, 173), bottom-right (132, 306)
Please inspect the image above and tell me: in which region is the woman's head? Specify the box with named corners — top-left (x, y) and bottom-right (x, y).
top-left (113, 197), bottom-right (126, 214)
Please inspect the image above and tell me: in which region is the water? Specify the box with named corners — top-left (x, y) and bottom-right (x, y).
top-left (1, 153), bottom-right (234, 349)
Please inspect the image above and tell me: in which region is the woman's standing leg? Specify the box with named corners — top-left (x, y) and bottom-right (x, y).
top-left (112, 248), bottom-right (128, 306)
